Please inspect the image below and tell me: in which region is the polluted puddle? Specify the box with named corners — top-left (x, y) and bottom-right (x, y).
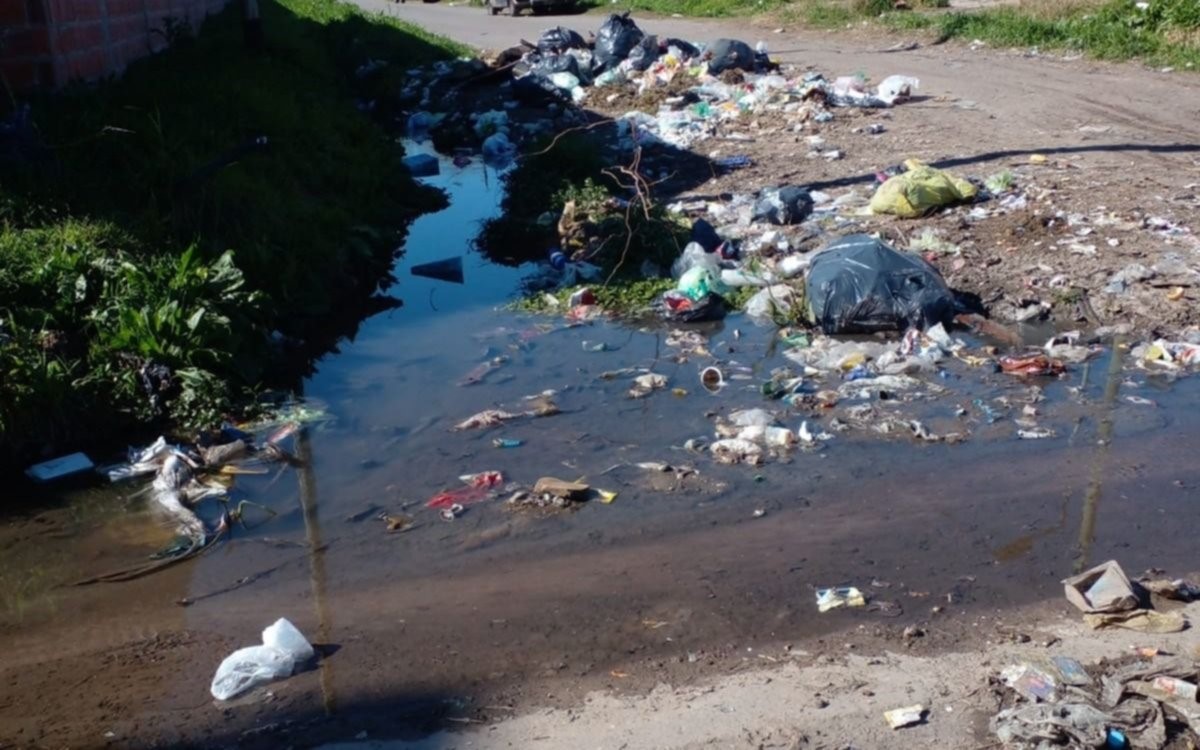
top-left (3, 145), bottom-right (1200, 748)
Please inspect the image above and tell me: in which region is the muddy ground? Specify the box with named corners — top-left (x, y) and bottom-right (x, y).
top-left (3, 6), bottom-right (1200, 750)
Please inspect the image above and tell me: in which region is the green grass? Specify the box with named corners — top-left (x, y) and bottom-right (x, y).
top-left (785, 0), bottom-right (1200, 68)
top-left (0, 0), bottom-right (465, 465)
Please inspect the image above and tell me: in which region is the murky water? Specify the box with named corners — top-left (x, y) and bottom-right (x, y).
top-left (3, 145), bottom-right (1200, 747)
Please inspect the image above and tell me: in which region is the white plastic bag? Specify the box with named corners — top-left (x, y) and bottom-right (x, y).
top-left (263, 617), bottom-right (314, 663)
top-left (210, 618), bottom-right (314, 700)
top-left (877, 75), bottom-right (919, 103)
top-left (671, 241), bottom-right (720, 279)
top-left (210, 646), bottom-right (294, 701)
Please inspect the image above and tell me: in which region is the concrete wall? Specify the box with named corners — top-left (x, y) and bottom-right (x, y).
top-left (1, 0), bottom-right (234, 91)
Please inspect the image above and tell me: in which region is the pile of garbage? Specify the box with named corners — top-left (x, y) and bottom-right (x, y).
top-left (988, 561), bottom-right (1199, 748)
top-left (505, 14), bottom-right (919, 151)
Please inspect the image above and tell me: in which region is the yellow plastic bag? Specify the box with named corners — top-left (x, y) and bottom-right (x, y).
top-left (870, 159), bottom-right (978, 218)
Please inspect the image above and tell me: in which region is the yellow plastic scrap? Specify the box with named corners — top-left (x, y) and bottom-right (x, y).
top-left (870, 159), bottom-right (978, 218)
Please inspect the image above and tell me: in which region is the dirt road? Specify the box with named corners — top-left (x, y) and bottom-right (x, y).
top-left (362, 0), bottom-right (1200, 155)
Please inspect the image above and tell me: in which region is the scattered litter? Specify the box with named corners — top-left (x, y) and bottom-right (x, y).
top-left (884, 704), bottom-right (926, 729)
top-left (426, 471), bottom-right (504, 509)
top-left (816, 586), bottom-right (866, 613)
top-left (1062, 560), bottom-right (1138, 614)
top-left (211, 618), bottom-right (313, 700)
top-left (26, 452), bottom-right (94, 482)
top-left (411, 256), bottom-right (464, 284)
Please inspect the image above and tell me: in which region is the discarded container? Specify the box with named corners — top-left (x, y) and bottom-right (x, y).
top-left (1062, 560), bottom-right (1138, 614)
top-left (806, 235), bottom-right (955, 334)
top-left (701, 366), bottom-right (724, 392)
top-left (402, 153), bottom-right (440, 178)
top-left (26, 452), bottom-right (94, 482)
top-left (884, 705), bottom-right (926, 729)
top-left (211, 618), bottom-right (313, 701)
top-left (1130, 676), bottom-right (1199, 703)
top-left (816, 586), bottom-right (865, 612)
top-left (492, 438), bottom-right (523, 449)
top-left (411, 256), bottom-right (464, 284)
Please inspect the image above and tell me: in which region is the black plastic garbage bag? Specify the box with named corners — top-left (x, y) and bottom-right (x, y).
top-left (690, 218), bottom-right (723, 254)
top-left (805, 234), bottom-right (956, 334)
top-left (627, 35), bottom-right (661, 72)
top-left (594, 13), bottom-right (645, 71)
top-left (663, 37), bottom-right (701, 60)
top-left (653, 291), bottom-right (728, 323)
top-left (752, 186), bottom-right (813, 226)
top-left (706, 39), bottom-right (756, 74)
top-left (512, 74), bottom-right (571, 105)
top-left (525, 51), bottom-right (591, 85)
top-left (537, 26), bottom-right (586, 53)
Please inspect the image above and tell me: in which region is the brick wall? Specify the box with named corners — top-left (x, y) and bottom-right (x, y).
top-left (1, 0), bottom-right (235, 91)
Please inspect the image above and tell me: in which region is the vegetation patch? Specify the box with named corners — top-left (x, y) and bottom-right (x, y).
top-left (0, 0), bottom-right (465, 465)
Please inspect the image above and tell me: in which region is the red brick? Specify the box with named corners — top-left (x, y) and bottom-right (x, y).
top-left (3, 27), bottom-right (52, 57)
top-left (106, 0), bottom-right (146, 14)
top-left (47, 0), bottom-right (104, 23)
top-left (64, 46), bottom-right (109, 81)
top-left (26, 0), bottom-right (46, 24)
top-left (107, 14), bottom-right (147, 44)
top-left (0, 61), bottom-right (38, 90)
top-left (0, 2), bottom-right (28, 24)
top-left (53, 20), bottom-right (105, 52)
top-left (113, 38), bottom-right (147, 68)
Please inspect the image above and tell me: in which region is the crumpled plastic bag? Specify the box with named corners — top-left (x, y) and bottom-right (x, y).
top-left (752, 186), bottom-right (814, 225)
top-left (870, 160), bottom-right (978, 218)
top-left (805, 234), bottom-right (956, 334)
top-left (744, 284), bottom-right (806, 323)
top-left (537, 26), bottom-right (586, 53)
top-left (210, 618), bottom-right (313, 700)
top-left (626, 35), bottom-right (661, 72)
top-left (594, 13), bottom-right (645, 72)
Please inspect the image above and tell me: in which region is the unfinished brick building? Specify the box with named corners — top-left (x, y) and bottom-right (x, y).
top-left (1, 0), bottom-right (233, 91)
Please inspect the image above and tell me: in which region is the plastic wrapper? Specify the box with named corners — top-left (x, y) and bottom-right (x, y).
top-left (594, 13), bottom-right (645, 72)
top-left (652, 291), bottom-right (727, 322)
top-left (805, 235), bottom-right (955, 334)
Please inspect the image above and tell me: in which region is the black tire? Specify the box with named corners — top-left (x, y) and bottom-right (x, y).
top-left (489, 5), bottom-right (500, 14)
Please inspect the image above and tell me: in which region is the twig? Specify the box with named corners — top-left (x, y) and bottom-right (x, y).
top-left (523, 118), bottom-right (617, 159)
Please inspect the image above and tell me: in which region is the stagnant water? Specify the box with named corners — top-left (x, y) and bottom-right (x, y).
top-left (2, 144), bottom-right (1199, 747)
